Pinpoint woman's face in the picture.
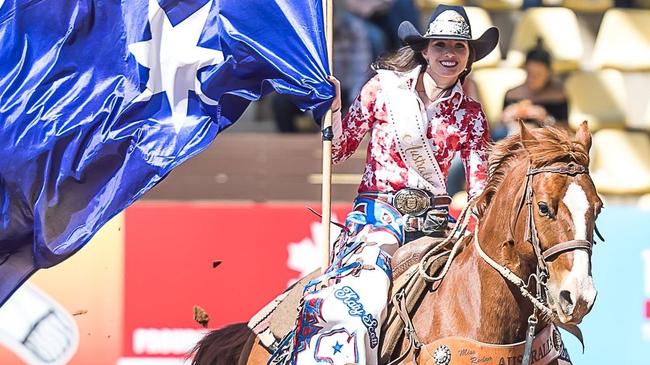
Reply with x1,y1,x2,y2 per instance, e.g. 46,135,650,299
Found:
421,39,470,86
525,60,551,92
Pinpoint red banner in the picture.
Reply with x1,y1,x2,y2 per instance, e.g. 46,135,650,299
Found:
122,201,351,359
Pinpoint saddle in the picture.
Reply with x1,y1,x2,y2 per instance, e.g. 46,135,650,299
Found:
247,235,459,360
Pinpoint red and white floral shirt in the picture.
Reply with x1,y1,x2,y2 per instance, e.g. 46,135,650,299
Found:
332,67,490,199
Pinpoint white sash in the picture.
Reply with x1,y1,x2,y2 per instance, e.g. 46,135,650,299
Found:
378,69,448,196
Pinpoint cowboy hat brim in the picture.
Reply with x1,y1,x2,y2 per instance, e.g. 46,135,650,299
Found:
398,21,499,62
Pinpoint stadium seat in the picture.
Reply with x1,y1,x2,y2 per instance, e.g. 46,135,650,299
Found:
472,67,526,126
562,0,613,13
591,9,650,71
415,0,465,8
565,70,627,131
620,72,650,131
643,101,650,132
473,0,523,11
590,129,650,195
506,7,584,73
465,6,502,69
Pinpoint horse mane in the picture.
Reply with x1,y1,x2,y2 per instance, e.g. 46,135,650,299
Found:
189,322,253,365
476,127,589,216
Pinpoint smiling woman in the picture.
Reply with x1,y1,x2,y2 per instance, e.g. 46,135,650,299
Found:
264,4,501,365
415,39,470,108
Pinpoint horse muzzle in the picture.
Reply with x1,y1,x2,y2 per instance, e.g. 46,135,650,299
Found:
554,276,597,324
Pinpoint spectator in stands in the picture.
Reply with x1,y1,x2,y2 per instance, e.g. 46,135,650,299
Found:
493,39,568,140
344,0,421,52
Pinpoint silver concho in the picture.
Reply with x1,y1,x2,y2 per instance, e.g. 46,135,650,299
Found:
393,188,430,216
433,345,452,365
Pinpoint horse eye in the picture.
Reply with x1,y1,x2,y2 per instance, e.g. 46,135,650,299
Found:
538,202,550,216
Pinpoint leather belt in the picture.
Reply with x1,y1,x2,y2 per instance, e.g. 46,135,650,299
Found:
359,189,452,235
359,189,451,217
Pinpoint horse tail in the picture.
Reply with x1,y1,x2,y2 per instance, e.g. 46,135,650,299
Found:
189,323,254,365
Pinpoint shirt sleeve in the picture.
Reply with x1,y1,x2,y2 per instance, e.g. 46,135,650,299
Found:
460,108,490,200
331,75,380,164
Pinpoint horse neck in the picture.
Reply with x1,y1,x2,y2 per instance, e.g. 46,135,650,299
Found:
413,161,540,345
470,160,542,341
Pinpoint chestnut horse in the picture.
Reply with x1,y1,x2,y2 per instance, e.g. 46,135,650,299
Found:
191,122,602,365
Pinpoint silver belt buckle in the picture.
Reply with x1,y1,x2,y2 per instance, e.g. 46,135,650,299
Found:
393,188,430,216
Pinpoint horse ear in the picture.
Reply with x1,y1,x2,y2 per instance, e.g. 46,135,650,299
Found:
518,120,538,151
575,120,592,152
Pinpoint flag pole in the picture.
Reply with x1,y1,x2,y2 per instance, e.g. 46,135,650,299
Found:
320,0,334,273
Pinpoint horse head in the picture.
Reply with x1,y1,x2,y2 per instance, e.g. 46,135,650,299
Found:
477,121,602,326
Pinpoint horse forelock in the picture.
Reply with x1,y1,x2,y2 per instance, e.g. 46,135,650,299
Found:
476,127,589,216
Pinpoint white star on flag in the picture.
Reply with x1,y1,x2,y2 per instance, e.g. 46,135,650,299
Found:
128,0,223,132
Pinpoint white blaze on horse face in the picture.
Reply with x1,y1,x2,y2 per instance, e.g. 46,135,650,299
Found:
560,182,597,312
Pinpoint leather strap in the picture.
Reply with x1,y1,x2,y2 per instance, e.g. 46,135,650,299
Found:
358,191,452,209
527,163,588,176
417,325,568,365
542,240,592,261
386,289,422,365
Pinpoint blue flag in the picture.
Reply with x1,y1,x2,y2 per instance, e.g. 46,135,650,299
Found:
0,0,333,306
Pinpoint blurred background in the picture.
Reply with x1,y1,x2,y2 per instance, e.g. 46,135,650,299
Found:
0,1,649,364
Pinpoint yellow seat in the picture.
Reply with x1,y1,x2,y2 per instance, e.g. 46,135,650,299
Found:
474,0,523,10
506,7,584,73
591,9,650,71
562,0,613,13
565,70,627,131
416,0,464,9
590,130,650,195
472,67,526,126
465,6,502,69
619,72,650,131
643,100,650,132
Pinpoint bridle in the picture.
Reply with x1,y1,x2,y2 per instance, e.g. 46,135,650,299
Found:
474,161,596,364
521,163,593,282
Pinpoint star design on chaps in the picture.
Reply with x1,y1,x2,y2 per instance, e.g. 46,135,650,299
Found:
128,0,222,132
332,341,343,354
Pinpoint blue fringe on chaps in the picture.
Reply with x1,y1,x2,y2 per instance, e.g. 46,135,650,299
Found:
288,197,404,364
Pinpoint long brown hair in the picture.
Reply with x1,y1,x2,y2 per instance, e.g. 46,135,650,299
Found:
372,40,476,84
371,40,429,72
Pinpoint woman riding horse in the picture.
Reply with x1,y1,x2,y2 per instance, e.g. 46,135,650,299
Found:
190,5,602,365
191,121,602,365
274,5,498,364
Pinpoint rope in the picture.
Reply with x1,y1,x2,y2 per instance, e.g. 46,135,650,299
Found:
418,196,478,282
473,223,558,322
